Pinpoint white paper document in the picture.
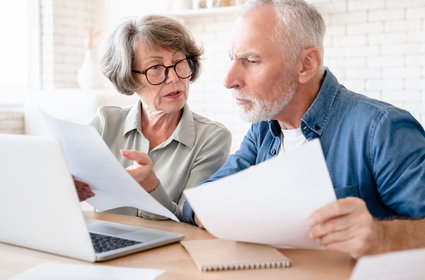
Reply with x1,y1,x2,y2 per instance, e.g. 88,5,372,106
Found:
9,262,164,280
41,109,178,221
184,139,336,249
350,248,425,280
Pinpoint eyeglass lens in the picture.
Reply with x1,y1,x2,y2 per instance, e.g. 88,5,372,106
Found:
146,59,192,85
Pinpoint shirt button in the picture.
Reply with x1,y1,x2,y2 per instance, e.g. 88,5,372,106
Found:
270,149,277,155
315,125,321,130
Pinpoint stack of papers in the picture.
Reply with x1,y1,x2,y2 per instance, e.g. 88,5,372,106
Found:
350,248,425,280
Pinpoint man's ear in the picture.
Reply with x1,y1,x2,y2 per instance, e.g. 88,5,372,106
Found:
297,48,321,84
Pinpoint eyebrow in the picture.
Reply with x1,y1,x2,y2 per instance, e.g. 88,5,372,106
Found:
143,51,181,63
142,56,162,63
230,52,261,60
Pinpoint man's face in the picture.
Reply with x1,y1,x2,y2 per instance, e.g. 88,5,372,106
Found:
224,4,297,122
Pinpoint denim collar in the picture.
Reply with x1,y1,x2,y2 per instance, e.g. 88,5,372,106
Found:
301,68,339,138
268,120,281,138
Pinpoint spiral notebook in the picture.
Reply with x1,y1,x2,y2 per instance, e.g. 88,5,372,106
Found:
181,239,291,271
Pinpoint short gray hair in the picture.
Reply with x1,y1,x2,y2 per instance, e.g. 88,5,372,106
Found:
101,15,203,95
241,0,325,65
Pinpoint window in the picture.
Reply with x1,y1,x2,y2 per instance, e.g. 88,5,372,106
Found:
0,0,40,102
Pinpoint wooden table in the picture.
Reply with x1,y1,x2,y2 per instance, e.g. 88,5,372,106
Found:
0,212,355,280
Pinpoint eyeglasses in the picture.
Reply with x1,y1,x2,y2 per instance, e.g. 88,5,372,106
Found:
132,57,194,86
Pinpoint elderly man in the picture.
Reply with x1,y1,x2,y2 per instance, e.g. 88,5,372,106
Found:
182,0,425,259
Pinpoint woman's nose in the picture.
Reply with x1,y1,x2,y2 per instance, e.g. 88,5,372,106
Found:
165,67,179,84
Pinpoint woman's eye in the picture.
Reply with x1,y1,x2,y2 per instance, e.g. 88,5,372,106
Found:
149,65,163,70
147,65,164,75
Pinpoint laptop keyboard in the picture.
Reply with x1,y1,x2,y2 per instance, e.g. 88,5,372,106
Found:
90,232,142,253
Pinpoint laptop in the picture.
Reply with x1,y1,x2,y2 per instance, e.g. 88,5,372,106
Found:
0,134,184,262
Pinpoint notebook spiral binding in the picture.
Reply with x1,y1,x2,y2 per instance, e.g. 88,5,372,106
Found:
203,260,292,271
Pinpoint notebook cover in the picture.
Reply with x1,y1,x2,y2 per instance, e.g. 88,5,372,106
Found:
181,239,291,271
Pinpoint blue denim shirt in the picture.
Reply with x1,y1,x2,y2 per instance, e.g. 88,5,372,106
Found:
182,69,425,224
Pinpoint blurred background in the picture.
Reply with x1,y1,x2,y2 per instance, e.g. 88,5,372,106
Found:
0,0,424,151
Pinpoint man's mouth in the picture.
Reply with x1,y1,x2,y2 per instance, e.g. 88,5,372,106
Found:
232,90,254,106
235,97,253,106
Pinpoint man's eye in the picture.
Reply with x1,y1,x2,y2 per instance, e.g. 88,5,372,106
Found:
244,58,257,64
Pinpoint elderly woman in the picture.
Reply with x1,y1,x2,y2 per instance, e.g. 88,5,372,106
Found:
76,15,231,221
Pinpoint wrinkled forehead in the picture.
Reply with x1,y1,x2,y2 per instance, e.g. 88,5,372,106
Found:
229,6,279,57
133,40,184,60
134,39,175,55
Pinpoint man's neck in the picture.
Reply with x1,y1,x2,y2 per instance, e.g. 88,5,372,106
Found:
276,72,323,130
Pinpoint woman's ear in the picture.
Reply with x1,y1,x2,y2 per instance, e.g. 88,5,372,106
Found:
297,48,321,84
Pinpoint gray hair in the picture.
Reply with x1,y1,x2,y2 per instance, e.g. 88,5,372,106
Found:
101,15,203,95
241,0,325,65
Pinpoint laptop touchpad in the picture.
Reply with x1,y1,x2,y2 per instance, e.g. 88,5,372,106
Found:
89,223,135,235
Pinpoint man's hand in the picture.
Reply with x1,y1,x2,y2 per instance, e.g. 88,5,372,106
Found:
74,178,95,201
120,149,160,192
307,197,385,259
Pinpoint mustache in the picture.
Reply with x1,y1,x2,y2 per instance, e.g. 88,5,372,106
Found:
231,90,256,103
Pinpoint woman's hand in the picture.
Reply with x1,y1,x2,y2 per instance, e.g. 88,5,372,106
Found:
120,149,160,192
73,178,95,201
194,214,205,229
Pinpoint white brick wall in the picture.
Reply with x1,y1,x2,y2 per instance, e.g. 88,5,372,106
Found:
314,0,425,130
41,0,425,150
0,110,25,134
40,0,94,89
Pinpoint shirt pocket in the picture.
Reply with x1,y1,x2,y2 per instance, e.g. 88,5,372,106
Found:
333,185,359,199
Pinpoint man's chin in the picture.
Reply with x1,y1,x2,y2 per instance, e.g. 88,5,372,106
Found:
239,109,266,123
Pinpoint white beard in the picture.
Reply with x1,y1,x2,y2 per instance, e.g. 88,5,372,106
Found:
232,79,296,123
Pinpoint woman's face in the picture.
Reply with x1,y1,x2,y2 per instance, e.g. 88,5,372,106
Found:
132,42,191,114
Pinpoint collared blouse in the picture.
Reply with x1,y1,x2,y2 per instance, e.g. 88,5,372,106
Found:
90,101,231,220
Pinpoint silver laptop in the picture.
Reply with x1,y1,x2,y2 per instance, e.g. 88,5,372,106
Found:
0,134,184,262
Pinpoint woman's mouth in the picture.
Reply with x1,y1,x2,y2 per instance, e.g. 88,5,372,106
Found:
164,90,182,99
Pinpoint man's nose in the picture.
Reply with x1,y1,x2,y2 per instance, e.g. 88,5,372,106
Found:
223,61,241,89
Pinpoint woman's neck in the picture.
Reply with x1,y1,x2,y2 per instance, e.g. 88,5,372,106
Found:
140,105,183,150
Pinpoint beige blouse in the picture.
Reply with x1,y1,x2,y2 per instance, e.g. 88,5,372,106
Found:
90,101,231,220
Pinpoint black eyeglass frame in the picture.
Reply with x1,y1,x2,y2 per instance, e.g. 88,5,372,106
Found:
131,57,194,86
